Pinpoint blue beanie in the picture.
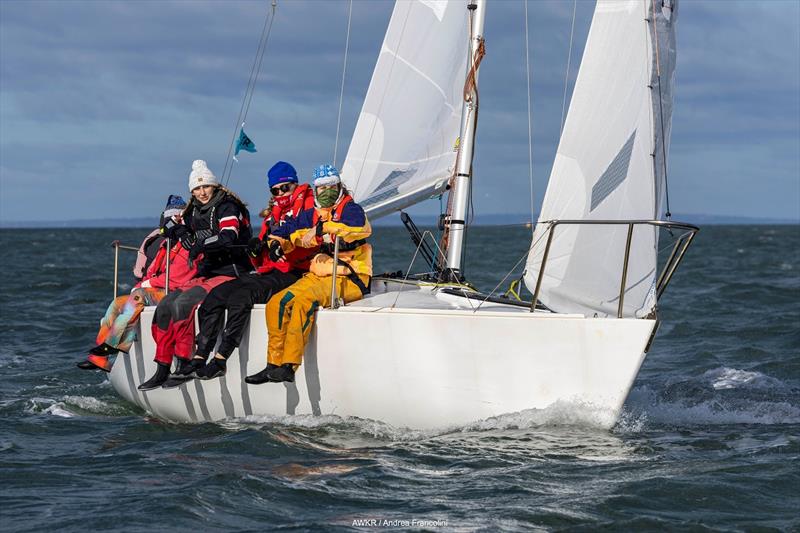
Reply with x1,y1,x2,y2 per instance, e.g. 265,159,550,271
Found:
267,161,298,188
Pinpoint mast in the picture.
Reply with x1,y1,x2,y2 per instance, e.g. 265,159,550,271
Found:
444,0,486,277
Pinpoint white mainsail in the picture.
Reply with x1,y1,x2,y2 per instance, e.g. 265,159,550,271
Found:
524,0,679,318
341,0,469,219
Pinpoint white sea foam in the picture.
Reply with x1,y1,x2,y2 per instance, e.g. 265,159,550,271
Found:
463,401,617,432
230,413,431,442
26,397,73,417
228,400,620,443
235,413,347,429
24,395,120,418
705,367,768,390
44,403,75,418
63,395,111,413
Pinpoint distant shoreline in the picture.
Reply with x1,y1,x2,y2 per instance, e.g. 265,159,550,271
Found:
1,213,797,229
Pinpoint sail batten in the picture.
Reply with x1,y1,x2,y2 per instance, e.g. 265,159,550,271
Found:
341,1,469,219
524,0,679,318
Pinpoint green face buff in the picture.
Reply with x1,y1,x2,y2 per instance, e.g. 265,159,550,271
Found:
316,188,339,208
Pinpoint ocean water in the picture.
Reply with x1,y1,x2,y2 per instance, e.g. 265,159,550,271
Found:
0,225,798,531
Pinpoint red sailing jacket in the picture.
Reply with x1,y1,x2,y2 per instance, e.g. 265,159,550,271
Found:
140,240,198,290
253,183,317,273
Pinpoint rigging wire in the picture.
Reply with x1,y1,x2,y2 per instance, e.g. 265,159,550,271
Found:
222,0,278,186
559,0,577,138
473,227,551,313
650,0,672,219
524,0,534,234
333,0,353,167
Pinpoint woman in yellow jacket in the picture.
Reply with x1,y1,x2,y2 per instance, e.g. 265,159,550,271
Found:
245,164,372,384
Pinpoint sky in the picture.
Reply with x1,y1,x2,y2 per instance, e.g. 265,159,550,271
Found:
1,0,798,224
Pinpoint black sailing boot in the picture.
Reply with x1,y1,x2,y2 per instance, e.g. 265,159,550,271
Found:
138,363,171,391
76,343,120,371
266,363,296,383
161,357,206,389
244,364,279,385
198,356,227,380
89,343,120,357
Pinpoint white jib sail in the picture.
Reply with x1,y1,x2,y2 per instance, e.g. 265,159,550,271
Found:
341,0,469,219
524,0,679,318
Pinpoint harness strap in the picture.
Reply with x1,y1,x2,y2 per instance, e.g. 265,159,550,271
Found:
319,239,366,254
319,251,370,296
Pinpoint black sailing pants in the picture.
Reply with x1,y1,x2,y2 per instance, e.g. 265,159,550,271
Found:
195,270,301,359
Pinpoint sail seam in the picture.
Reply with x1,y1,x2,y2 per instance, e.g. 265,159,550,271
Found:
347,153,455,166
379,46,457,114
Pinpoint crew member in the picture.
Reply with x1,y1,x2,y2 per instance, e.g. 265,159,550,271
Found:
245,164,372,384
189,161,316,381
138,160,252,390
76,195,194,372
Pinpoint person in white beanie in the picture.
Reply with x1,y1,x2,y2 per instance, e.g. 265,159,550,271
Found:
187,159,220,191
138,159,253,390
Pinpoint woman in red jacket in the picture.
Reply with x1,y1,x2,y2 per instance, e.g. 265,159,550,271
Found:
76,195,197,371
178,161,317,383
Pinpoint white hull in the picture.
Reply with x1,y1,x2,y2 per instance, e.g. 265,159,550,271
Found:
109,282,656,430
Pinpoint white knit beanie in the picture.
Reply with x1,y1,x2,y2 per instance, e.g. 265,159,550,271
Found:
188,160,219,191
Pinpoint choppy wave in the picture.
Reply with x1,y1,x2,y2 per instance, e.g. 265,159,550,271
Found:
22,394,133,418
1,225,798,530
624,366,800,426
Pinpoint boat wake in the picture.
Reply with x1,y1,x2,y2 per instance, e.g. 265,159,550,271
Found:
623,366,800,427
218,399,623,444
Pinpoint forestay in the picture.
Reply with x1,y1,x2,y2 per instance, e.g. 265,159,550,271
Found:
341,0,469,219
524,0,678,318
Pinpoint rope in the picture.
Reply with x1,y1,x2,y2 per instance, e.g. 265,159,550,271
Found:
524,0,534,234
559,0,577,138
462,41,485,104
649,0,672,219
461,35,484,270
222,0,278,186
333,0,353,167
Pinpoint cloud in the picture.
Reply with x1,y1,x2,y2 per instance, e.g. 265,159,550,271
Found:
1,0,798,222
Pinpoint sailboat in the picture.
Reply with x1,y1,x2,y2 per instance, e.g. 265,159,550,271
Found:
108,0,698,429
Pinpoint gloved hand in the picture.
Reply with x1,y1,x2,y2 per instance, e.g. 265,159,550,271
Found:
178,232,195,251
188,239,205,263
315,218,325,237
247,237,264,258
266,239,285,262
161,218,188,240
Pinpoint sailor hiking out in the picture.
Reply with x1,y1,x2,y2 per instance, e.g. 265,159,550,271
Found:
138,160,252,391
246,164,372,385
186,161,317,382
